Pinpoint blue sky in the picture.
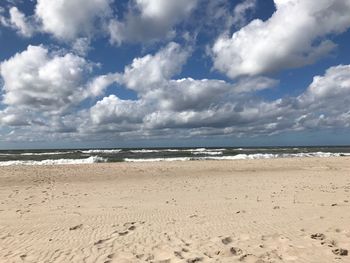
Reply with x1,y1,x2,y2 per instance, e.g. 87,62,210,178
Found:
0,0,350,149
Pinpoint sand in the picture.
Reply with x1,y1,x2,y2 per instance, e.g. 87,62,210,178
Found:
1,157,350,263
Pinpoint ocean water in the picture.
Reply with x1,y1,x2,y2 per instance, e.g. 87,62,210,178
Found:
0,146,350,166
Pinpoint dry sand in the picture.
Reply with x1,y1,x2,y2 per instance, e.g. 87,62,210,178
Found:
1,157,350,263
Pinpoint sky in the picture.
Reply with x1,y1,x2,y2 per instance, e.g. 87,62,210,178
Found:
0,0,350,149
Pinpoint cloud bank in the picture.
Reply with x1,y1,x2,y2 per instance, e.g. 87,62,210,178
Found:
1,41,350,142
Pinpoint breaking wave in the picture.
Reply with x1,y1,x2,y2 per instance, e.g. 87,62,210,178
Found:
123,152,350,162
81,149,122,154
129,149,162,153
1,148,350,166
20,151,75,156
192,151,223,155
0,156,107,166
124,157,192,162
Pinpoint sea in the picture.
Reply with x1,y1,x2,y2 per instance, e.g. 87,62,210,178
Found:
0,146,350,166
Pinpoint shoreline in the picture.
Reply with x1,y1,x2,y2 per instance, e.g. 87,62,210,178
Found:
1,154,350,167
1,157,350,262
1,147,350,167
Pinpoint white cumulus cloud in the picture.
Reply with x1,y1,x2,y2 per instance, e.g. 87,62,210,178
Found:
2,40,350,143
86,42,279,135
9,6,35,37
0,45,93,114
35,0,112,40
121,42,190,92
108,0,198,44
231,0,257,28
90,95,144,125
86,42,350,139
211,0,350,78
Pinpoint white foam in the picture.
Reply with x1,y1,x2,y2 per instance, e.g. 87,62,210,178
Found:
123,152,350,162
0,156,107,166
288,152,350,158
20,151,74,156
128,148,227,153
124,157,192,162
200,152,350,160
192,151,223,155
1,151,349,165
184,148,207,152
166,148,226,152
129,149,161,153
81,149,122,154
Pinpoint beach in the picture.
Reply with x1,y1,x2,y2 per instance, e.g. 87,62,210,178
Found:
1,157,350,263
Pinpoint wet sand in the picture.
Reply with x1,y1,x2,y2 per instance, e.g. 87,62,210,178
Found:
1,157,350,262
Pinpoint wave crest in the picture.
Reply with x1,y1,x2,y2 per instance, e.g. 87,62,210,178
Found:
0,156,107,166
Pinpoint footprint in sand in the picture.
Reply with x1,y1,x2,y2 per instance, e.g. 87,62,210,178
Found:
107,253,114,259
230,247,243,256
69,224,83,231
221,237,232,245
94,238,110,246
113,221,142,236
320,239,337,247
310,233,325,240
332,248,348,256
174,251,184,259
186,257,204,262
128,225,136,231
